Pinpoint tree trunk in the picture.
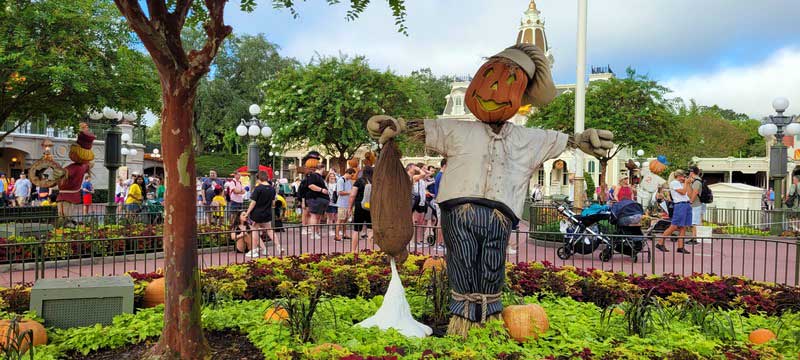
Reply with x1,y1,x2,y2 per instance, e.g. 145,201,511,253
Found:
147,80,208,359
598,158,609,203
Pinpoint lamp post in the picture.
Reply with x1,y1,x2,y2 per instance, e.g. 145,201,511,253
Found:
758,97,799,234
91,108,123,218
236,104,272,189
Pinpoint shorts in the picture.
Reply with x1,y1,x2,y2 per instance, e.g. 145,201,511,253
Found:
672,202,692,227
126,204,141,213
352,205,372,231
691,205,704,225
16,197,28,206
115,196,124,204
306,197,329,215
82,194,92,205
412,196,427,213
337,208,350,222
326,205,338,214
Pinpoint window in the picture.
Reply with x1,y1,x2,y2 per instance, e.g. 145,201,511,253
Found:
588,161,595,173
537,169,545,186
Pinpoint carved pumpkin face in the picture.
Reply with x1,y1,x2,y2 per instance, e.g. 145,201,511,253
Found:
466,59,529,123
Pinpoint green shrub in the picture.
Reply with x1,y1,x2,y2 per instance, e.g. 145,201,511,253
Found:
196,153,245,177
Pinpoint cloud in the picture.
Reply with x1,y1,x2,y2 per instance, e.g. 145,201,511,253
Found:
665,47,800,119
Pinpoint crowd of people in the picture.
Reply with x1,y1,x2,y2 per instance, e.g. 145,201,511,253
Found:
0,172,58,208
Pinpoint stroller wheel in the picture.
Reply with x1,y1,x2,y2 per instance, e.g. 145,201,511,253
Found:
557,246,571,260
599,248,612,262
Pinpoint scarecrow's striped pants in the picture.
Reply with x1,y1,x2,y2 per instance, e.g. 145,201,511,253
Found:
441,203,511,322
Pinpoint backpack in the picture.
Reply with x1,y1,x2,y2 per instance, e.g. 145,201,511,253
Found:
296,178,309,200
331,179,341,204
360,181,372,211
695,179,713,204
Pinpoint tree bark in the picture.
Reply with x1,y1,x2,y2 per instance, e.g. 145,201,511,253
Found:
147,81,208,360
598,158,609,203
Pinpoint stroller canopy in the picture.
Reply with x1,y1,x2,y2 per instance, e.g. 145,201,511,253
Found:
611,200,644,226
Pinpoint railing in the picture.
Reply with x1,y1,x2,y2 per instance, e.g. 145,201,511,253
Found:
1,119,146,144
528,203,797,236
0,223,796,287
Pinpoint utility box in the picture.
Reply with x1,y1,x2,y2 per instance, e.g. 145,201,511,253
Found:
30,276,134,329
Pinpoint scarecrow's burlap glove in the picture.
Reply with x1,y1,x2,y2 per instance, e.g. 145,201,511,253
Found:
367,115,406,145
571,129,614,158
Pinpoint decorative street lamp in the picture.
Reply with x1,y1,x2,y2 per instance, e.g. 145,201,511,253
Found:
758,97,799,234
236,104,272,189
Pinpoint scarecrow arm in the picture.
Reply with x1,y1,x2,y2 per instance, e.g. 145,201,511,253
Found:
367,115,425,145
567,129,615,158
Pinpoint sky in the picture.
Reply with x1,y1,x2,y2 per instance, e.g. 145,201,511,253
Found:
217,0,800,119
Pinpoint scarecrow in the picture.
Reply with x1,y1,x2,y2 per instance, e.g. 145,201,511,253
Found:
367,43,615,337
30,123,95,220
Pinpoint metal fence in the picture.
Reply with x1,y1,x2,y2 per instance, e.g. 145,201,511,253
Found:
0,223,796,287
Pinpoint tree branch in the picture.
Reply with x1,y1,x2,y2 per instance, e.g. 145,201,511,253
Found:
184,0,232,85
171,0,193,32
113,0,175,72
0,119,29,144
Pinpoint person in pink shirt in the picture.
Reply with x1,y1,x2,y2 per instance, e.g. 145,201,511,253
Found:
225,173,246,212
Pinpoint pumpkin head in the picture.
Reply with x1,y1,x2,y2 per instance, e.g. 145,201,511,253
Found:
649,160,666,175
264,306,289,323
143,277,165,308
466,59,529,123
0,319,47,353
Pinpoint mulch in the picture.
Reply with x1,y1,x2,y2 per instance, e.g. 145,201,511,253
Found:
68,330,264,360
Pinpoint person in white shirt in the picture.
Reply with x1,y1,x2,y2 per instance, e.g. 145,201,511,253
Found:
656,170,692,254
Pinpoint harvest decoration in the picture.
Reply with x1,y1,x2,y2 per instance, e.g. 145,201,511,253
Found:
263,306,289,323
0,317,47,353
142,277,165,308
501,303,549,342
366,43,614,338
748,328,776,345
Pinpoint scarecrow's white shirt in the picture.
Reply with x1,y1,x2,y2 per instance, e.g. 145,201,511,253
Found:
426,119,567,218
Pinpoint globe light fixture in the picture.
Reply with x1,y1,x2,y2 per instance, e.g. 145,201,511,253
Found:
120,147,130,156
773,97,789,113
89,111,103,121
758,123,778,137
636,149,644,157
249,104,261,116
236,124,248,137
785,123,800,136
121,133,131,143
248,124,260,137
238,103,273,188
102,107,117,119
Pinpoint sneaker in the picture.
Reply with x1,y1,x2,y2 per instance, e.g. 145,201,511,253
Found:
655,244,669,252
434,245,446,252
311,233,320,240
676,247,691,255
685,239,699,246
506,248,517,255
244,249,260,258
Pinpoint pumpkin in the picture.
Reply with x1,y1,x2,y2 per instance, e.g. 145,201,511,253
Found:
612,308,625,316
264,307,289,323
748,328,776,345
502,304,549,342
465,58,529,123
649,160,666,175
142,277,165,308
310,343,344,355
422,257,445,272
0,319,47,352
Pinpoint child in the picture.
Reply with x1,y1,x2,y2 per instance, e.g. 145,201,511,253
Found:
274,194,287,233
211,187,227,225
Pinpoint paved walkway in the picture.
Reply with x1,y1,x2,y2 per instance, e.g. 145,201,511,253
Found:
1,223,797,286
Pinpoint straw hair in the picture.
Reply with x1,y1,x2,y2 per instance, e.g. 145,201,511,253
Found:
69,144,95,163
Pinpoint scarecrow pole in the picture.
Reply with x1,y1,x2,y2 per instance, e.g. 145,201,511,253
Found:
573,0,588,209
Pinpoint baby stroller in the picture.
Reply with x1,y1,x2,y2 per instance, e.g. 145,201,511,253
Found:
556,202,612,260
599,200,649,263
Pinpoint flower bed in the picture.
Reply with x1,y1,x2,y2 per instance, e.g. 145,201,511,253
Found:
0,253,797,359
0,223,228,262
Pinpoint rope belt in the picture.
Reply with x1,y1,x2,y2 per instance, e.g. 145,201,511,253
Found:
451,290,502,323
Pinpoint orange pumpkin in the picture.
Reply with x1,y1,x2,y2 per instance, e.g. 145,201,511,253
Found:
142,277,165,308
748,328,776,345
649,160,666,175
264,307,289,323
502,304,549,342
0,319,47,352
612,308,625,316
422,257,445,272
310,343,344,355
465,59,529,123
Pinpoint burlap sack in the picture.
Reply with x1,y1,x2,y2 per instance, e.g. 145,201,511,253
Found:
372,139,413,262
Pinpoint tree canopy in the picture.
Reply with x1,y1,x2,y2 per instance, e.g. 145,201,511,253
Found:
192,33,297,153
0,0,159,139
261,55,436,162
